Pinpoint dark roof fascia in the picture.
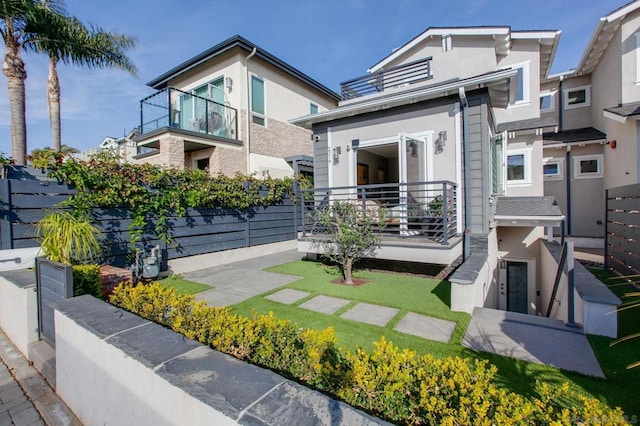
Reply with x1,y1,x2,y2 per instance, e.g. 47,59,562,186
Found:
542,127,606,144
147,35,340,101
604,101,640,118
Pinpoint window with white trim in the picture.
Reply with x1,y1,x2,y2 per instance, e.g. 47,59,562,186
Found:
564,85,591,109
251,75,266,126
542,157,563,180
573,154,603,179
442,34,452,52
508,62,530,106
506,148,531,185
540,91,555,112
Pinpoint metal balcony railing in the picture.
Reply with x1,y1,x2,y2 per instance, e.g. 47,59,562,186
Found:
140,87,238,140
340,57,433,101
298,181,457,244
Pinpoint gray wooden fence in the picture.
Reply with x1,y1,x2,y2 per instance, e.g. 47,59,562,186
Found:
0,174,299,269
605,183,640,276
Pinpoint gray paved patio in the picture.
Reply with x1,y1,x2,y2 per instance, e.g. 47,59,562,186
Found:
0,358,43,426
298,295,352,315
463,307,604,377
190,250,303,307
340,303,399,327
394,312,457,343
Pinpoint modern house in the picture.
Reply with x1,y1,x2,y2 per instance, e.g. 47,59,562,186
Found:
541,0,640,241
82,128,140,163
134,35,339,178
289,25,622,330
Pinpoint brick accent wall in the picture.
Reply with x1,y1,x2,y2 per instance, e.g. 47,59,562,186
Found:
250,114,312,158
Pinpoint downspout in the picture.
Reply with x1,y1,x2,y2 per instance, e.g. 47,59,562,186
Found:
559,76,572,235
459,87,471,260
245,47,257,175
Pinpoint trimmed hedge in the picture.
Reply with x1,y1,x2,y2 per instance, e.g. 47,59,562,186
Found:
72,265,102,299
110,282,627,425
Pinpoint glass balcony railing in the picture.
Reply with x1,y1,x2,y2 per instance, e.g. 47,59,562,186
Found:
140,88,238,140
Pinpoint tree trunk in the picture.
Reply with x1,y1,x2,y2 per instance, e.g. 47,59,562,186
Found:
48,57,61,152
2,24,27,165
343,257,353,285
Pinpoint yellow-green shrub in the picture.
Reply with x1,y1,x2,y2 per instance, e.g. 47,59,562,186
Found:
109,282,627,425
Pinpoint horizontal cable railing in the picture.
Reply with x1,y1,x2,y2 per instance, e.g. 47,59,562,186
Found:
140,87,238,140
298,181,457,244
340,57,433,100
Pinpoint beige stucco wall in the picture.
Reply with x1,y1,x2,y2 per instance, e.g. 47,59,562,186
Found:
497,226,544,315
603,119,639,188
543,144,605,237
591,28,621,133
561,75,593,130
505,134,544,197
620,8,640,104
327,101,458,187
383,36,498,88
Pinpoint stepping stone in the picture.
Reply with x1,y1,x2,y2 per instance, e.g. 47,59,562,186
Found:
265,289,310,305
298,295,351,315
340,303,399,327
394,313,456,343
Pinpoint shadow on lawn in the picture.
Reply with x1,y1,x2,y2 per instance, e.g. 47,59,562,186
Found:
431,280,451,308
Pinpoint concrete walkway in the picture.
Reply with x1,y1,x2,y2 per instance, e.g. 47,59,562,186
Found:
463,307,604,377
188,250,304,307
0,330,81,426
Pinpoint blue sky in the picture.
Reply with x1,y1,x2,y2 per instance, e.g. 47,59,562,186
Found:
0,0,621,154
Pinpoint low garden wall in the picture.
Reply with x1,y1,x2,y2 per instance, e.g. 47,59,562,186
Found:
54,295,384,426
541,241,620,338
450,253,494,314
0,270,38,356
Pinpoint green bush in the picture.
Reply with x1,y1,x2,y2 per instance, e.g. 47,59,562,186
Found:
110,282,627,425
72,265,102,299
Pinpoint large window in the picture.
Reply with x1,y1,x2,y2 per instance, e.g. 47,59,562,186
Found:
564,85,591,109
506,148,531,185
573,154,602,179
251,75,265,126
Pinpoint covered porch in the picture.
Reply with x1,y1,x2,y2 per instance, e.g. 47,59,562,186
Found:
297,181,462,264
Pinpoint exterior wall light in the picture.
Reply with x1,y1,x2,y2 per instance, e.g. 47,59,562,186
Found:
436,130,447,153
332,147,341,163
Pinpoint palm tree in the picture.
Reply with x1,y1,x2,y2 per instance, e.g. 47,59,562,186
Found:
0,0,63,165
27,13,137,151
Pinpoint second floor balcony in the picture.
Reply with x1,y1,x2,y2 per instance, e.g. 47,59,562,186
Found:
140,88,238,141
340,57,433,101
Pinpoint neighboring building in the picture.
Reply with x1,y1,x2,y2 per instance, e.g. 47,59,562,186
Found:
541,0,640,240
82,128,140,163
134,35,340,178
292,26,567,318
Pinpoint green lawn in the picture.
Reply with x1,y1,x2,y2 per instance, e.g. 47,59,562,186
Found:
158,275,211,295
230,259,640,415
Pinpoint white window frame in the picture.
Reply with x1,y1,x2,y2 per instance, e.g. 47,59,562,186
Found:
506,61,531,108
442,34,453,52
563,85,591,109
573,154,603,179
636,32,640,84
539,90,556,112
506,148,532,186
250,73,267,127
542,157,563,181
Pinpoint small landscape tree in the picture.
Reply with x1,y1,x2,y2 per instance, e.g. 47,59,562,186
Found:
316,201,383,284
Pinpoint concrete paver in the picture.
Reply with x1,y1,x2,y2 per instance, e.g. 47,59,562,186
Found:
463,307,604,377
0,330,81,426
394,312,457,343
299,295,351,315
340,303,399,327
265,289,311,305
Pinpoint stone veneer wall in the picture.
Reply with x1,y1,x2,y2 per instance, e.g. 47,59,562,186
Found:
54,295,387,425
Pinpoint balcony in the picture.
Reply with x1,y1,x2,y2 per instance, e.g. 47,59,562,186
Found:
297,181,461,264
340,57,433,101
139,87,238,141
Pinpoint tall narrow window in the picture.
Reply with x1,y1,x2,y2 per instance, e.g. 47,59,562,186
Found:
507,62,530,106
491,136,504,194
251,75,265,126
310,103,318,114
